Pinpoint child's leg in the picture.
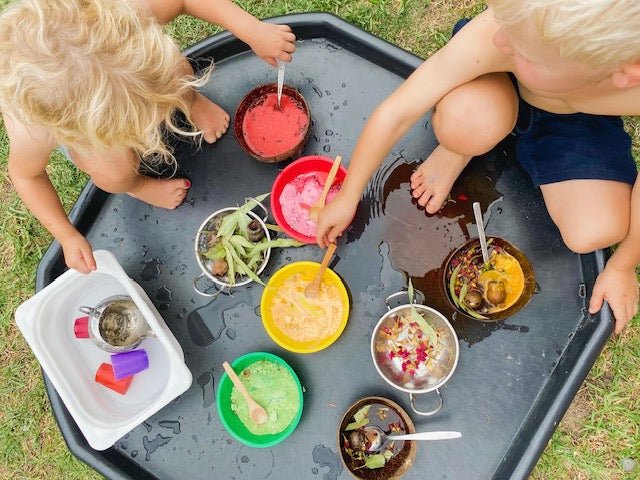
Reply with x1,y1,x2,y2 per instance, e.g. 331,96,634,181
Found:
410,72,518,213
73,150,190,209
541,179,633,253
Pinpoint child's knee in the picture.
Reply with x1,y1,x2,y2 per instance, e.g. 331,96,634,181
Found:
559,218,628,254
433,73,517,155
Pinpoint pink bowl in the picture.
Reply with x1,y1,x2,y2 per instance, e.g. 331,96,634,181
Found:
271,155,348,243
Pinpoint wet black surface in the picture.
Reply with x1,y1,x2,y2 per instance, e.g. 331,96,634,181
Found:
36,13,612,480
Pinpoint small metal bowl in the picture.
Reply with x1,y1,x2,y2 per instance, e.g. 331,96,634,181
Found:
371,291,459,417
234,83,311,163
193,202,271,297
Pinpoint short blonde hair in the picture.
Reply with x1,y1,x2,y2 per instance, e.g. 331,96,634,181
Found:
0,0,210,166
490,0,640,68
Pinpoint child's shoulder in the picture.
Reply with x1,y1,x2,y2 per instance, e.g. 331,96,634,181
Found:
3,112,56,160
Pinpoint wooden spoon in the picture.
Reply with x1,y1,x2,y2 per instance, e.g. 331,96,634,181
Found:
304,242,337,299
308,155,342,222
222,361,268,425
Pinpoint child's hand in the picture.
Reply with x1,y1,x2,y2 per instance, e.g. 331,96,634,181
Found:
589,263,639,334
246,22,296,67
315,192,357,248
61,234,97,274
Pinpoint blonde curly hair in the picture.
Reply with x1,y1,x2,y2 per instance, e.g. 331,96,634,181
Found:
0,0,210,167
489,0,640,68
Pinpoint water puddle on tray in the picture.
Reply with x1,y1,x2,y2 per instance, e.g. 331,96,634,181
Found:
353,150,529,345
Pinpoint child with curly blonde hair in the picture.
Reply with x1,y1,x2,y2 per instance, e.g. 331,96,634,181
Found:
316,0,640,333
0,0,295,273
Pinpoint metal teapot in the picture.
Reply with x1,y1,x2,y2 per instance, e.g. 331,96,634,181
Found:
79,295,154,353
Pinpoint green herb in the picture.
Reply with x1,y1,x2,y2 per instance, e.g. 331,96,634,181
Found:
345,405,371,431
203,194,303,286
364,454,386,469
408,279,439,350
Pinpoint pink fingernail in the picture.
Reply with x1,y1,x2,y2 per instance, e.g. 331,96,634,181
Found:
185,180,191,188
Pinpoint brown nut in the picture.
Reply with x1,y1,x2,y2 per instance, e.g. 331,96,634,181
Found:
485,280,507,306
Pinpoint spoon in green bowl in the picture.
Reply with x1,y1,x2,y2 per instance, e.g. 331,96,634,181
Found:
222,361,268,425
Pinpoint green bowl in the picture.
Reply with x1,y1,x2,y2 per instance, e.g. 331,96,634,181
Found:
216,352,304,448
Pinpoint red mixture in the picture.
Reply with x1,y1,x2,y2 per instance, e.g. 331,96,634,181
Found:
242,93,309,157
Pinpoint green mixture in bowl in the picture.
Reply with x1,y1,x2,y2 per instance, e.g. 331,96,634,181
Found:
230,360,300,435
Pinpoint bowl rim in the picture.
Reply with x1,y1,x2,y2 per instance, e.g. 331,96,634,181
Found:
337,396,417,480
233,83,311,163
441,235,536,321
215,351,304,448
270,155,349,244
260,261,350,353
370,303,460,394
194,207,272,288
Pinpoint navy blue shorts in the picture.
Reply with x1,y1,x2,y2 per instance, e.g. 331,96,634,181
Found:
451,19,637,187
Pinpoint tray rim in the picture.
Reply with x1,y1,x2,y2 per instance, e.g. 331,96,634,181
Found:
34,12,614,480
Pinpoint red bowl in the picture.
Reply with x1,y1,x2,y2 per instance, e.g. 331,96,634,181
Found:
271,155,348,243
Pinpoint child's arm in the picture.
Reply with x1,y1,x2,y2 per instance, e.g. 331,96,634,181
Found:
589,178,640,333
316,9,508,246
143,0,296,65
4,114,96,274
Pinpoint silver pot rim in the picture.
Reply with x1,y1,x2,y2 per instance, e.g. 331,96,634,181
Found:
194,207,272,288
370,302,460,394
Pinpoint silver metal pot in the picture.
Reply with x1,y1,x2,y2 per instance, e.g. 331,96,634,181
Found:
193,200,271,297
79,295,154,353
370,290,459,416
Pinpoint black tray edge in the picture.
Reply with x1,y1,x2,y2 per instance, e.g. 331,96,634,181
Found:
32,12,615,480
493,249,613,479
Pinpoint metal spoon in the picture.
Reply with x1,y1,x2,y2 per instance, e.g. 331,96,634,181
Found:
276,60,285,110
472,201,489,264
222,361,268,425
363,425,461,452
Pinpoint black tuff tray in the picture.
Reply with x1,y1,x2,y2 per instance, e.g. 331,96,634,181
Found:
36,13,613,480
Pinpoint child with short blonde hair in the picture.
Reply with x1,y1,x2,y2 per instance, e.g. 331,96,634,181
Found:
0,0,296,273
316,0,640,333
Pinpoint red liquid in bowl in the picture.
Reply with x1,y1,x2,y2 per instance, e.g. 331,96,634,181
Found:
242,93,309,157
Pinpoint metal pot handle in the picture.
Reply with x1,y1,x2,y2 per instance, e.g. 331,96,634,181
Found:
78,306,100,317
384,289,426,310
192,273,225,298
244,197,269,223
409,388,444,417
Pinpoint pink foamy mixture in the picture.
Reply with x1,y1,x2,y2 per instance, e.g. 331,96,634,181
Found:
279,172,341,237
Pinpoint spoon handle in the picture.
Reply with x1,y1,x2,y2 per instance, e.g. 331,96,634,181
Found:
319,155,342,206
387,431,462,441
222,362,256,406
472,202,490,264
276,60,285,108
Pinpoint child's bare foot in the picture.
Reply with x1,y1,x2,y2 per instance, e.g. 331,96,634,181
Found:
409,145,472,214
129,177,191,209
191,92,230,143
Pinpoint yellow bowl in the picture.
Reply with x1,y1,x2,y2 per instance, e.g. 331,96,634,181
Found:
261,261,349,353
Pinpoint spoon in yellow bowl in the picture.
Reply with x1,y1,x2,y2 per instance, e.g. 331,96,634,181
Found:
304,242,337,299
222,361,268,425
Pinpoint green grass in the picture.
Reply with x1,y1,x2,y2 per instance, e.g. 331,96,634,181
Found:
1,1,639,479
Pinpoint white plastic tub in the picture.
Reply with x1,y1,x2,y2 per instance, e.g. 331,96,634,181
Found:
16,250,192,450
